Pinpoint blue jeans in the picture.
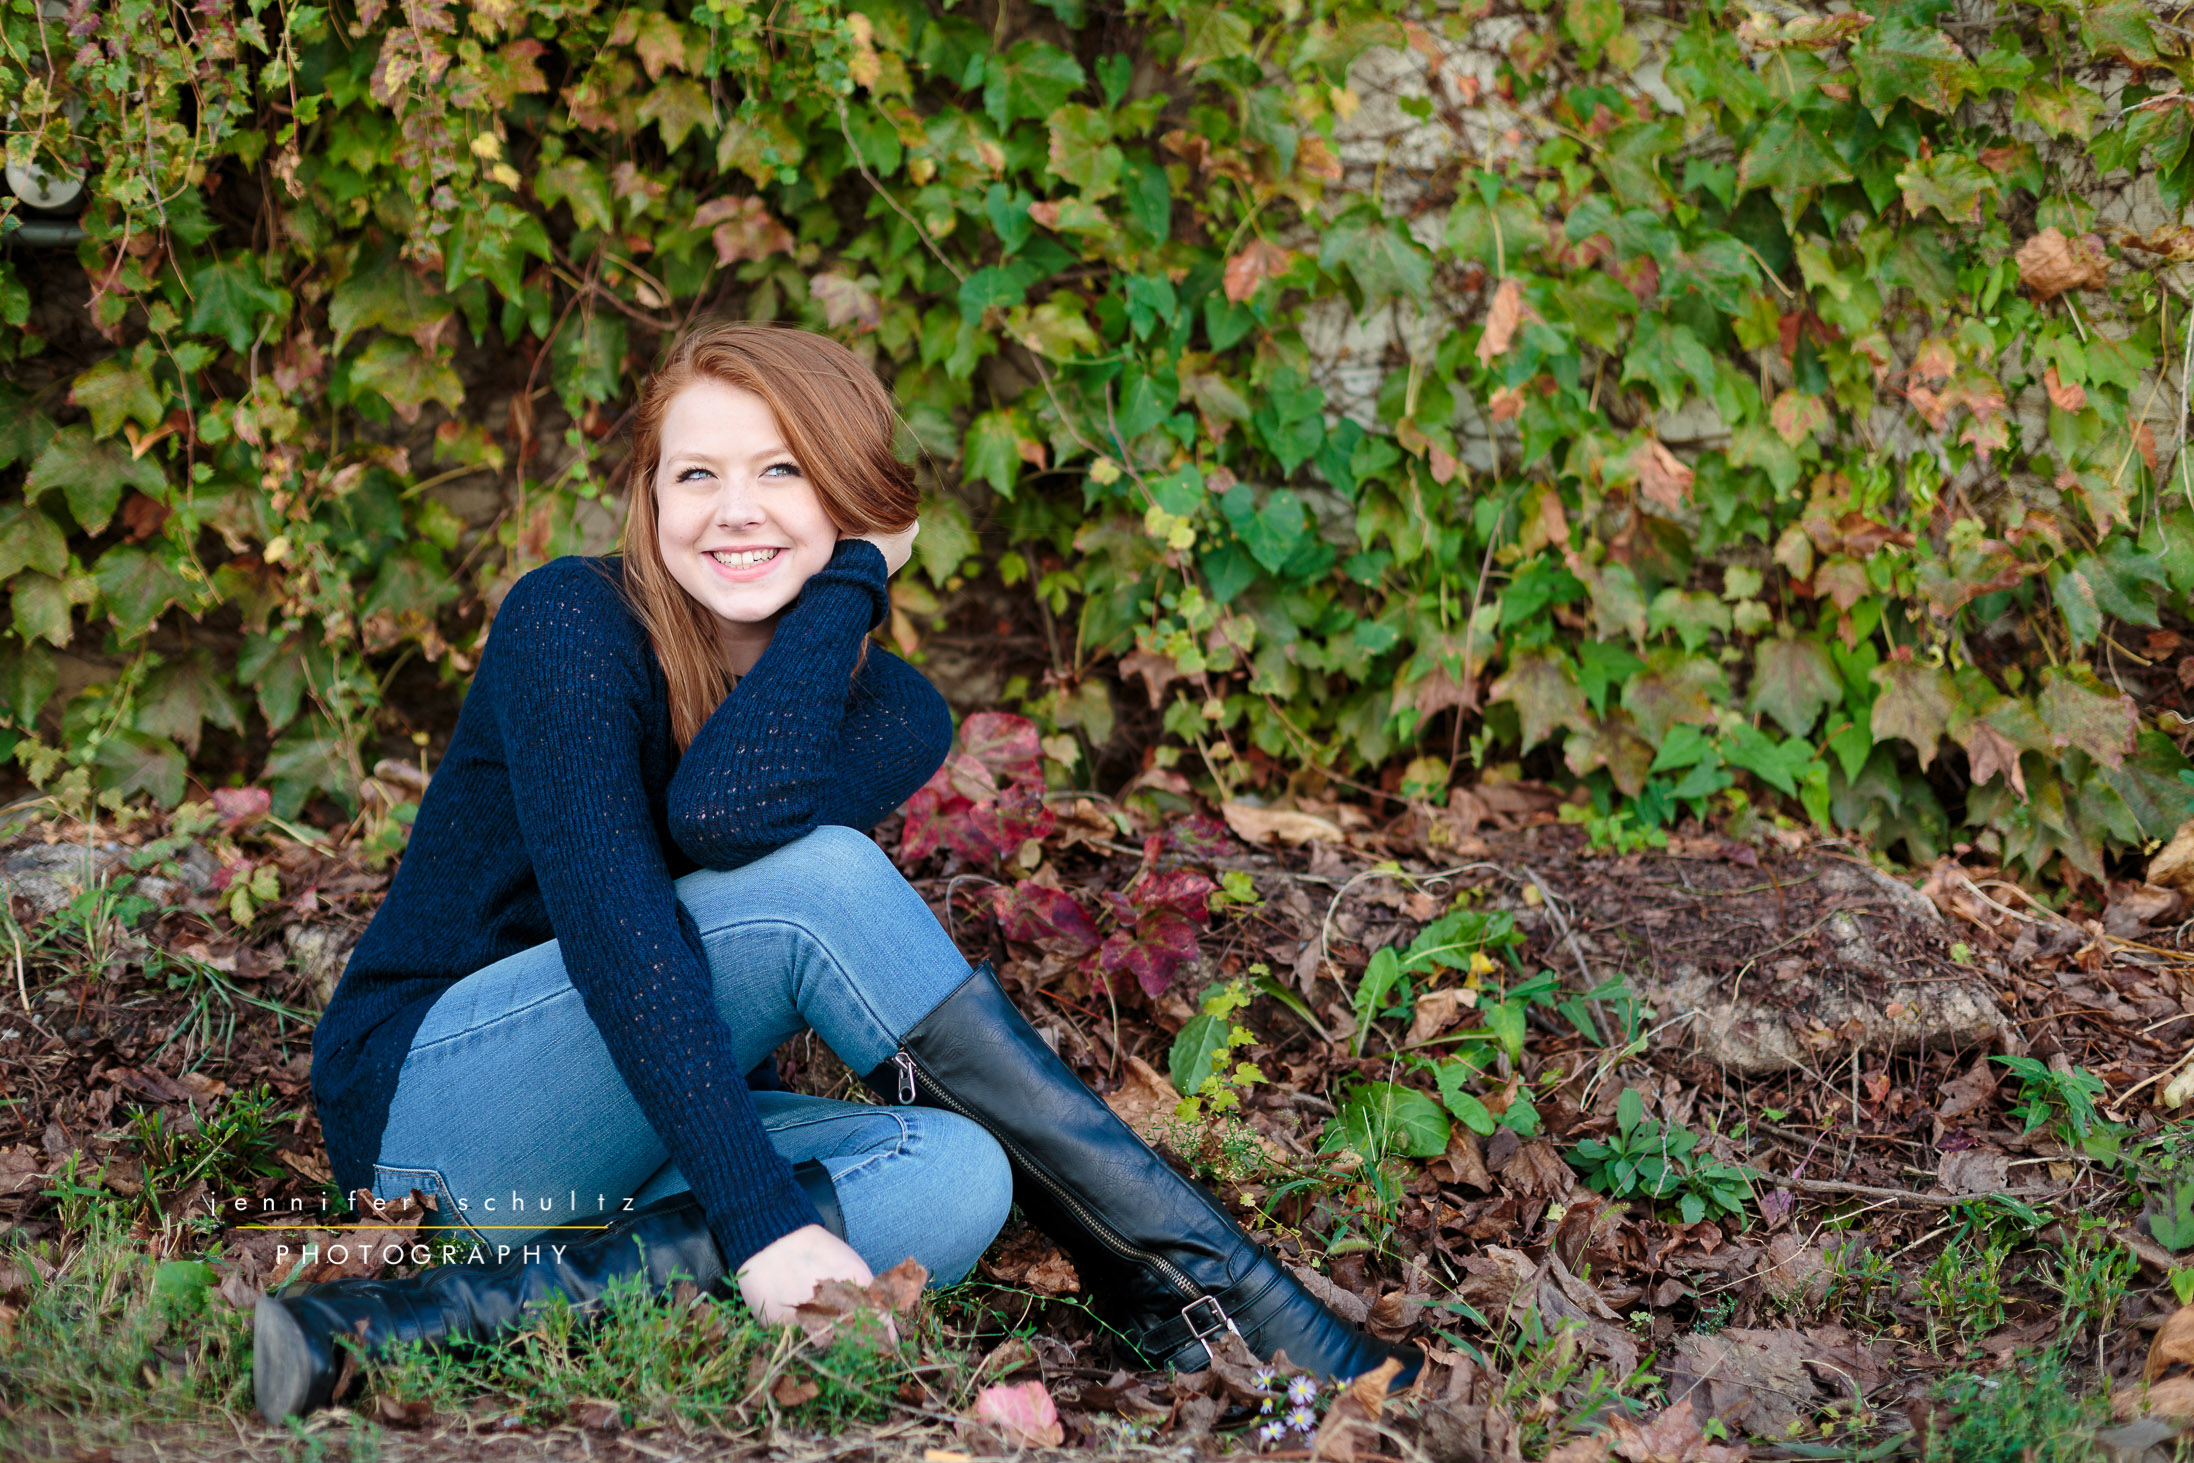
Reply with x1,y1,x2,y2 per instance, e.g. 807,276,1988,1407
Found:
368,826,1013,1284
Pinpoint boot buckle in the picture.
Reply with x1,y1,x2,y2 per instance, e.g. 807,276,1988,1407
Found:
1179,1295,1239,1362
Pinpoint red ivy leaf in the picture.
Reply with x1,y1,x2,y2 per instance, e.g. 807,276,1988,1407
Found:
1127,868,1216,924
898,772,971,863
960,712,1044,787
991,882,1102,953
1160,812,1237,862
1095,909,1204,997
969,784,1056,858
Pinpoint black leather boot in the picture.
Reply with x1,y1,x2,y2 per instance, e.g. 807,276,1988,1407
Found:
253,1159,845,1421
868,963,1419,1387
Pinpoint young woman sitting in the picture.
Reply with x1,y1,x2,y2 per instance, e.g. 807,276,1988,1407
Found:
257,323,1416,1421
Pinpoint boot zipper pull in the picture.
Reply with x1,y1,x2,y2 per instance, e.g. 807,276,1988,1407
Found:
892,1052,917,1105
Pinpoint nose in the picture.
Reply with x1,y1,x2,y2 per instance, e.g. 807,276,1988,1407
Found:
709,472,767,529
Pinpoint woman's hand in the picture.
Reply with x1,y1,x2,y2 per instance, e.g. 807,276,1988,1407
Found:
736,1223,881,1326
846,520,919,578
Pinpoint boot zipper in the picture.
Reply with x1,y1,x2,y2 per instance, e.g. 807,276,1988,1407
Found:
891,1044,1203,1303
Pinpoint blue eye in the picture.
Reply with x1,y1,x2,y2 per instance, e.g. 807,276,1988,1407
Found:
763,461,802,477
675,466,713,483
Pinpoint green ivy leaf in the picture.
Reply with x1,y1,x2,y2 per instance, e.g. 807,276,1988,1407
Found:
187,256,292,352
95,543,198,639
1046,105,1123,198
1896,152,1996,222
11,571,94,649
69,358,165,439
2081,0,2156,65
550,314,626,414
1747,636,1841,737
1868,659,1955,770
962,408,1041,497
25,426,165,535
984,41,1086,128
1622,650,1725,742
915,495,981,586
1177,3,1255,71
2037,666,2137,770
1491,651,1588,752
348,338,466,423
1737,112,1852,195
136,649,245,756
639,77,715,151
0,502,68,582
1563,0,1623,69
1851,20,1977,116
1319,221,1434,313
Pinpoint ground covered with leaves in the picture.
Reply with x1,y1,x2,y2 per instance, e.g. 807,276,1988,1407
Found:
8,738,2194,1461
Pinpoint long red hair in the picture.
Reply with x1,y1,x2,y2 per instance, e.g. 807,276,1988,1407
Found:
619,323,917,747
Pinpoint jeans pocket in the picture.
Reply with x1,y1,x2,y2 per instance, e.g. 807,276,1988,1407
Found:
371,1163,482,1243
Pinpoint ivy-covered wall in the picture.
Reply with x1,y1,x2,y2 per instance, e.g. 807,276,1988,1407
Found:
4,0,2194,881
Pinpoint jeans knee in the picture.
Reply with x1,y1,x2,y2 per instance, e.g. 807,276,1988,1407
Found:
909,1112,1012,1281
768,825,905,890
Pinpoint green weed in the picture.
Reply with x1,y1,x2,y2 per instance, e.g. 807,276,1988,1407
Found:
1919,1239,2009,1356
0,1209,252,1436
1567,1088,1755,1226
365,1272,934,1434
1993,1057,2122,1156
1921,1350,2110,1463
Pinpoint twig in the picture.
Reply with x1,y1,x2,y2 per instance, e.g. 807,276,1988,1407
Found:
836,102,966,286
1763,1175,2067,1207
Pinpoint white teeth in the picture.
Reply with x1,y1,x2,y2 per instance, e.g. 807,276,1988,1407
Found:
710,548,780,567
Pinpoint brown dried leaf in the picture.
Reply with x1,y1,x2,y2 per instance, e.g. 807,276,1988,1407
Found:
570,1397,623,1431
1607,1397,1748,1461
1956,722,2027,800
2146,1306,2194,1384
1224,240,1296,304
1406,989,1471,1048
1101,1056,1181,1146
791,1256,927,1346
2043,364,2086,412
1476,279,1530,366
2015,227,2109,300
1636,440,1695,512
376,1395,433,1428
296,1189,434,1284
773,1374,821,1407
970,1380,1065,1448
1221,801,1344,847
1311,1355,1405,1462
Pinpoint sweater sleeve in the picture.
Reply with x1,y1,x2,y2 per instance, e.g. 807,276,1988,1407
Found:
667,539,896,870
814,645,954,833
485,564,822,1268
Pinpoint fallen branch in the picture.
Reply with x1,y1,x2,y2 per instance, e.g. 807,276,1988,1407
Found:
1765,1175,2066,1207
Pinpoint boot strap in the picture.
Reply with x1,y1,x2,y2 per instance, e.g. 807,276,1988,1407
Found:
1137,1291,1242,1364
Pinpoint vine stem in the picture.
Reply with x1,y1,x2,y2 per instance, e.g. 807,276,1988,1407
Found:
835,100,966,286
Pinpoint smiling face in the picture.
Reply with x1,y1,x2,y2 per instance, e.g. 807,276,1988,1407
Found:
654,377,841,673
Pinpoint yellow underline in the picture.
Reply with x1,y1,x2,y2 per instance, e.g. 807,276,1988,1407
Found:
235,1224,614,1231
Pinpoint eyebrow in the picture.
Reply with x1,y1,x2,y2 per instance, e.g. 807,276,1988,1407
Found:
658,446,800,468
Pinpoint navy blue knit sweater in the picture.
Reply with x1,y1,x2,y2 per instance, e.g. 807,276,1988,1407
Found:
310,539,953,1267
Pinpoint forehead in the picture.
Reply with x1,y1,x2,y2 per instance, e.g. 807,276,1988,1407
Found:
658,378,786,450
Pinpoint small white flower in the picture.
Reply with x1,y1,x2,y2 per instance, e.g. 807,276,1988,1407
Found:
1259,1422,1287,1447
1253,1367,1279,1391
1288,1375,1319,1406
1288,1404,1318,1433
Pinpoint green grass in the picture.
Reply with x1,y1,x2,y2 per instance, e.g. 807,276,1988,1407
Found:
1921,1351,2112,1463
363,1272,937,1433
0,1209,252,1440
0,1202,979,1447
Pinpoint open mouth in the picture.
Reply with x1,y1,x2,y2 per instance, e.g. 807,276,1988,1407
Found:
708,548,782,568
